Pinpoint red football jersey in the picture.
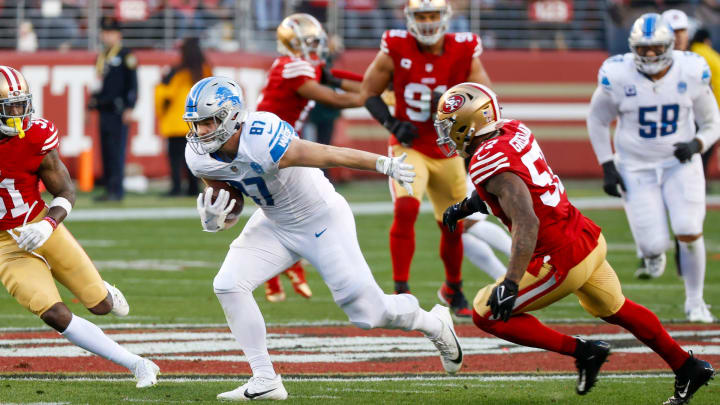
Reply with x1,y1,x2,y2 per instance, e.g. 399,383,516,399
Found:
0,117,58,230
256,56,322,135
468,120,602,276
382,30,481,159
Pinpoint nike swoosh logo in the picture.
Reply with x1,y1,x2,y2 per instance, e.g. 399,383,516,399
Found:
497,295,515,305
677,382,690,398
315,228,327,238
450,328,463,364
244,387,277,399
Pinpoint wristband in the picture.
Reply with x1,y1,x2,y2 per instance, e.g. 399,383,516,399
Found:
43,216,58,230
50,196,72,216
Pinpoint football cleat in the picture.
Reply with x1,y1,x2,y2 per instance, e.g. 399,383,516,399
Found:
265,277,286,303
437,282,473,318
574,339,611,395
132,358,160,389
284,263,312,299
635,254,666,279
394,281,411,294
664,352,714,405
104,281,129,317
427,304,463,374
686,303,716,324
217,375,288,401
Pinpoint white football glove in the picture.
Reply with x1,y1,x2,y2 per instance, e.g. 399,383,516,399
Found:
14,219,55,252
197,187,236,232
376,153,416,196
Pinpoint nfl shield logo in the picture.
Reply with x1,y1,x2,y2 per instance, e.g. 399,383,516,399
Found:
624,85,637,97
231,166,239,173
425,63,433,72
678,81,687,94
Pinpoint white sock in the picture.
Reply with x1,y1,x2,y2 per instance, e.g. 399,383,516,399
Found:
384,293,444,338
679,237,706,310
216,291,276,379
468,221,511,256
61,314,141,370
462,233,507,280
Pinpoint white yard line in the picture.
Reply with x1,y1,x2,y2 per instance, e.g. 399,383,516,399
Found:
0,373,675,383
66,196,720,222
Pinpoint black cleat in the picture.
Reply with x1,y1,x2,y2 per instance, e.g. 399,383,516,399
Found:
394,281,410,295
437,281,473,318
574,339,611,395
664,352,715,405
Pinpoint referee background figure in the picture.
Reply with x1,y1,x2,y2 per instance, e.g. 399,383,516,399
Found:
88,17,137,202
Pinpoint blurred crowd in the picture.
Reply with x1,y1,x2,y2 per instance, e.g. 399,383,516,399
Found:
1,1,720,52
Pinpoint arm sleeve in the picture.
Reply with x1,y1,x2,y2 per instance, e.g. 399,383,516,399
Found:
693,85,720,152
586,86,618,164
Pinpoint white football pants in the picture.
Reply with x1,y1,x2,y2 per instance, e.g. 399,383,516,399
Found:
213,192,442,378
618,156,706,257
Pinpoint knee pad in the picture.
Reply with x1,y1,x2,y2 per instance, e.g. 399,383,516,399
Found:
391,197,420,231
636,235,669,258
213,269,250,294
76,281,107,309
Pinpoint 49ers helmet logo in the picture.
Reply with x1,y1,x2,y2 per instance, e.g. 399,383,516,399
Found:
442,94,465,113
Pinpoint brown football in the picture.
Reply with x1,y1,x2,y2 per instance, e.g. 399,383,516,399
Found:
209,182,244,217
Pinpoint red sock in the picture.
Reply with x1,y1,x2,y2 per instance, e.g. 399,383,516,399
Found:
439,220,464,284
473,310,577,356
285,261,304,277
390,197,420,283
603,299,689,371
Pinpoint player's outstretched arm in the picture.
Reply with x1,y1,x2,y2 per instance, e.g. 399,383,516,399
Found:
279,137,415,194
13,151,76,251
297,79,362,109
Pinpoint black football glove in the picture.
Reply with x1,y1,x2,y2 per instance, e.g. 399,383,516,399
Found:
320,65,343,88
601,161,626,198
443,193,489,232
673,139,702,163
384,117,418,146
486,278,519,322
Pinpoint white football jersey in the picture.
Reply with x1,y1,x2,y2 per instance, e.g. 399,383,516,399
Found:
592,51,713,168
186,111,336,225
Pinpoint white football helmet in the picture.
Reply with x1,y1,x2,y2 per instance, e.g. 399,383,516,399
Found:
628,13,675,75
183,77,248,154
404,0,452,46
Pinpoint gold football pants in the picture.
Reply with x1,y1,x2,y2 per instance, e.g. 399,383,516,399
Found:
0,211,107,316
389,144,467,221
473,234,626,319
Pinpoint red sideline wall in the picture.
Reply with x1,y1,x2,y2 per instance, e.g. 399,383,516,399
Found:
2,50,718,181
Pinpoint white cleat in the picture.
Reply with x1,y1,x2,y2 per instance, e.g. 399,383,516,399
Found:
217,375,288,401
133,358,160,388
104,281,129,317
686,303,716,324
427,304,463,374
635,254,666,279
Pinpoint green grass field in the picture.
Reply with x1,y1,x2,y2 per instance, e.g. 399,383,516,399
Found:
1,180,719,403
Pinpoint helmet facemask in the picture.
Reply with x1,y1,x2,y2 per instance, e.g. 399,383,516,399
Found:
0,95,33,136
628,13,675,75
405,1,452,46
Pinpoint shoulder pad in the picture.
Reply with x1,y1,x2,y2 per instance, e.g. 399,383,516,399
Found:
678,51,711,85
598,54,632,90
381,29,409,54
281,59,316,80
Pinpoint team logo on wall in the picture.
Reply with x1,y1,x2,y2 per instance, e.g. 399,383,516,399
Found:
442,95,465,113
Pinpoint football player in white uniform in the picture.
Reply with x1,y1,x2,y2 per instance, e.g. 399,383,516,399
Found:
587,13,720,323
183,77,463,401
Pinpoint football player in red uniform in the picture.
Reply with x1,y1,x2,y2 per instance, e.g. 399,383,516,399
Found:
360,0,492,317
0,66,159,388
439,83,714,404
257,13,363,302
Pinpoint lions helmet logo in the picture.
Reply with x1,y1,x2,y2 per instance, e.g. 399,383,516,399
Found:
441,95,465,113
215,86,242,107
